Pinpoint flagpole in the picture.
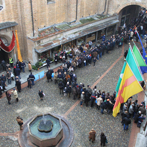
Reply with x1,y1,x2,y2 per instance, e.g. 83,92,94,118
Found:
136,31,145,49
129,42,144,81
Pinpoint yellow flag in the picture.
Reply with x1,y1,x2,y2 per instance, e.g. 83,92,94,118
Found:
15,30,22,62
113,63,143,117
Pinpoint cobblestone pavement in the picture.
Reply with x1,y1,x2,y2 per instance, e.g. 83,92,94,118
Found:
0,42,142,147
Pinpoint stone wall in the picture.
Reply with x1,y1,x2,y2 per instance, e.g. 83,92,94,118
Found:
0,0,147,62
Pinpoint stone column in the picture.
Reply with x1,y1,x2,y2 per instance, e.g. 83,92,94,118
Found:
75,39,78,46
85,35,87,43
95,32,98,42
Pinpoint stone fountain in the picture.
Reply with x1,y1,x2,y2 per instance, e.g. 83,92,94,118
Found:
18,113,74,147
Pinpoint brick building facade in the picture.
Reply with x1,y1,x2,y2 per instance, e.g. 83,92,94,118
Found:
0,0,146,64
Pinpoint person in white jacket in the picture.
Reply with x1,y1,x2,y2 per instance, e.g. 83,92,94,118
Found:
11,88,19,102
96,95,103,110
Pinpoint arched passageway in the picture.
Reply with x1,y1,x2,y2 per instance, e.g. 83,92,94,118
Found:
119,5,141,27
0,37,9,63
117,5,147,33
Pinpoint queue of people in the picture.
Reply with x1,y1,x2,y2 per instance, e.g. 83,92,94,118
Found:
1,9,146,141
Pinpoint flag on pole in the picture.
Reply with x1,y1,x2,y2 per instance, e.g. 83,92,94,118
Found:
15,30,23,62
133,45,146,66
133,44,147,74
115,62,126,93
113,63,143,117
126,48,143,81
136,31,147,64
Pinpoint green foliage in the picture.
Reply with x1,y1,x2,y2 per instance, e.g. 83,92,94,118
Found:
32,65,38,70
66,51,71,54
48,57,53,61
39,62,43,67
42,58,46,62
35,62,40,68
80,18,95,24
35,61,43,68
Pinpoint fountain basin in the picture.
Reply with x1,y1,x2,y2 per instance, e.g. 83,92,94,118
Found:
38,120,53,133
28,114,63,147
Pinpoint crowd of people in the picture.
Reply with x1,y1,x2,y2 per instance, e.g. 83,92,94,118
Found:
0,9,146,144
0,58,35,100
121,98,146,130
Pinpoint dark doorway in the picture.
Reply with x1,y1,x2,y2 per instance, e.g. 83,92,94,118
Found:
119,5,140,27
0,49,8,63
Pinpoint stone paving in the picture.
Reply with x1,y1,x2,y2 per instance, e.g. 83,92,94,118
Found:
0,42,143,147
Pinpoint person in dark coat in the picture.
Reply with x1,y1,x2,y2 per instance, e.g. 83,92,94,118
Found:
72,86,77,100
1,78,6,91
21,61,26,72
124,50,128,59
27,77,32,89
66,84,72,98
101,101,107,114
46,58,50,69
13,64,16,77
100,132,106,146
93,57,96,66
85,90,90,107
57,66,63,74
6,71,11,84
16,60,22,71
54,54,58,64
121,111,129,125
1,60,6,71
38,90,44,100
1,74,6,83
79,46,83,52
46,68,53,82
5,91,11,104
0,86,2,98
58,72,63,79
123,116,131,130
58,80,64,94
91,93,96,107
15,66,21,79
29,73,35,85
16,80,21,92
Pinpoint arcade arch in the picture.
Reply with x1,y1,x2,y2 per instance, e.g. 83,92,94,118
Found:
0,35,11,63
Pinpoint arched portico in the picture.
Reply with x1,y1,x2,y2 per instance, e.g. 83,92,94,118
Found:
115,2,147,14
0,33,15,63
0,36,9,63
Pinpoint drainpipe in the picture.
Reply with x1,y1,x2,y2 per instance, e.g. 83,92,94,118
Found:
101,0,107,14
68,0,78,24
30,0,35,37
76,0,78,20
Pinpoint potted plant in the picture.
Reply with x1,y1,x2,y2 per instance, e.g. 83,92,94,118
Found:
32,65,38,70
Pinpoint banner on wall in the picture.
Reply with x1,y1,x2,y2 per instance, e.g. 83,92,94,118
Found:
0,31,15,53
